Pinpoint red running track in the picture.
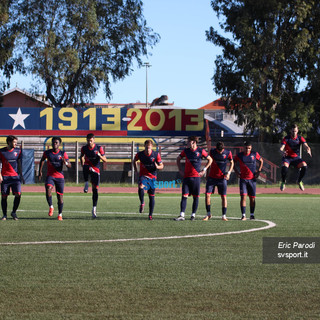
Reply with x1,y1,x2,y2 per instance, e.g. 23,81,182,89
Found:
22,185,320,195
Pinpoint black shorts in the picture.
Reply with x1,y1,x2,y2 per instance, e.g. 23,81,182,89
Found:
182,177,201,197
1,176,21,195
206,177,227,196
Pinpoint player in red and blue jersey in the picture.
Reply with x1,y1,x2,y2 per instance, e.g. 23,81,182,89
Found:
38,137,71,221
133,140,164,220
279,124,312,191
234,141,263,220
203,141,234,221
174,136,212,221
0,135,24,221
80,133,107,218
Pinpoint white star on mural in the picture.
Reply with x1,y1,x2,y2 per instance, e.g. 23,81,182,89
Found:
9,108,30,129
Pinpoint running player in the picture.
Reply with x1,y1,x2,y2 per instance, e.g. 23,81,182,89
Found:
234,141,263,220
203,141,234,221
174,136,212,221
0,135,24,221
133,140,164,220
80,133,107,218
38,137,71,221
279,124,312,191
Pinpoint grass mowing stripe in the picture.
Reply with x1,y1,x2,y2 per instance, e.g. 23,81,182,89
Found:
0,193,319,319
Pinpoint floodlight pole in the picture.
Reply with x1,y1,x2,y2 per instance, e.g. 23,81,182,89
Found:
143,62,151,108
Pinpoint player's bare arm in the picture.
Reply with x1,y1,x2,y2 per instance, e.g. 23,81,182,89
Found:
64,158,72,168
176,155,184,177
133,158,139,175
17,158,25,184
225,159,234,181
234,163,240,178
255,158,264,178
199,155,212,177
38,156,45,181
96,150,107,163
80,153,85,166
155,162,164,170
99,154,108,163
304,143,312,157
279,145,287,156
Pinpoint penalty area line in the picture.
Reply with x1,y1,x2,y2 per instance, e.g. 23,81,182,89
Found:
0,219,276,246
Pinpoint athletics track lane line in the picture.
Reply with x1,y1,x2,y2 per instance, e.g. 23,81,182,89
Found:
0,218,276,246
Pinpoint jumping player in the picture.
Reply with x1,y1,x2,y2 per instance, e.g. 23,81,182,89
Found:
0,135,24,221
175,136,212,221
203,141,234,221
279,124,312,191
133,140,164,220
234,141,263,220
80,133,107,218
38,137,71,221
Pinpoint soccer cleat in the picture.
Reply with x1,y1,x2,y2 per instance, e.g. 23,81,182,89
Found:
148,215,153,220
250,215,255,220
222,217,228,221
241,216,247,221
298,181,305,191
190,216,195,221
139,203,145,213
57,215,63,221
92,207,97,219
11,212,18,221
174,216,185,221
48,207,54,217
1,215,7,221
203,215,212,221
280,182,285,191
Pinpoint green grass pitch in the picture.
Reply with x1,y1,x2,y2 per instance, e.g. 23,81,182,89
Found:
0,193,319,319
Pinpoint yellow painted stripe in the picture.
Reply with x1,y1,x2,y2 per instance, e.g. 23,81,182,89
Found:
67,158,132,163
46,137,154,144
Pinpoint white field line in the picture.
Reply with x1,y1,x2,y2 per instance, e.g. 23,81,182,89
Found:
20,195,320,200
0,218,276,246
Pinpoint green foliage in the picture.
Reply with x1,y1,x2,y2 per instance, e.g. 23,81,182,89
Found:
207,0,320,140
0,0,16,93
6,0,159,107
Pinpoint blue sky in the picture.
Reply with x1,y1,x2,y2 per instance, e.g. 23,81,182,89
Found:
9,1,223,109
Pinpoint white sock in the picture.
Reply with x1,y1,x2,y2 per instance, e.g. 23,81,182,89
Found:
180,212,185,217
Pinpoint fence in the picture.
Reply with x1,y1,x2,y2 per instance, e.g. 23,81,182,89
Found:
1,137,319,185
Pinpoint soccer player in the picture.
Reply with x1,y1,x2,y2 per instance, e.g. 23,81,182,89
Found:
0,135,24,221
203,141,234,221
174,136,212,221
279,124,312,191
38,137,71,221
234,141,263,220
133,139,164,220
80,133,107,218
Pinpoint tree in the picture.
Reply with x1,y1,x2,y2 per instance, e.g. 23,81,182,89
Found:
8,0,159,107
0,0,17,93
207,0,320,140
